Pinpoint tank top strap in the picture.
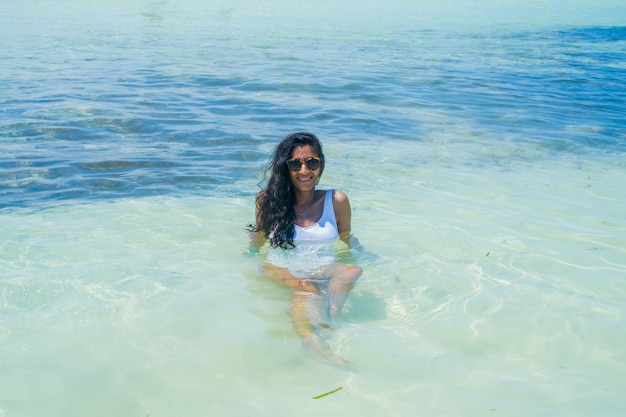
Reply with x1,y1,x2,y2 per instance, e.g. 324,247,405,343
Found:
320,189,337,227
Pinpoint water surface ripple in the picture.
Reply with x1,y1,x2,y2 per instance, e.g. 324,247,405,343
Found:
1,3,626,416
2,11,624,209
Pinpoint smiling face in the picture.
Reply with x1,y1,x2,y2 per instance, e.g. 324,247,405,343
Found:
288,145,322,193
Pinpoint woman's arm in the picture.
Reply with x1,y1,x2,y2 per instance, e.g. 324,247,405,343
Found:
250,191,267,251
249,231,266,251
332,190,353,244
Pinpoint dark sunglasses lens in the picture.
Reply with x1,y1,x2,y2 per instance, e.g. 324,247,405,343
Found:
306,158,320,170
287,160,300,171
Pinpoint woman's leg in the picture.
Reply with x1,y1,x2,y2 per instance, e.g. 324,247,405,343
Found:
260,261,357,366
290,291,351,366
289,290,327,338
318,264,363,319
260,262,318,292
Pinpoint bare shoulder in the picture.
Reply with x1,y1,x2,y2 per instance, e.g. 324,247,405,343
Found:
331,189,352,235
331,189,352,214
256,190,267,206
331,189,350,204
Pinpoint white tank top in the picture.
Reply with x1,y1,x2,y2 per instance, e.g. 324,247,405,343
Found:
294,189,339,241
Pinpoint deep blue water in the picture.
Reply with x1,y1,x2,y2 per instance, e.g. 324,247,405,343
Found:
2,14,625,209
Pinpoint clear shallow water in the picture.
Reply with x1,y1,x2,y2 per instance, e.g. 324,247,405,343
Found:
1,0,626,416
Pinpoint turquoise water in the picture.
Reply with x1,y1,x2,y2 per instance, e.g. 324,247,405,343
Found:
2,0,626,416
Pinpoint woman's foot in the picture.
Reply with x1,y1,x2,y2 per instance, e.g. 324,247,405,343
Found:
302,335,352,367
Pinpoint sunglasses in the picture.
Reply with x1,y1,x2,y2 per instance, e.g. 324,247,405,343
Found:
286,156,322,171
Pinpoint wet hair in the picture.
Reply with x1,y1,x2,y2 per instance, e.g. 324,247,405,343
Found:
251,132,325,248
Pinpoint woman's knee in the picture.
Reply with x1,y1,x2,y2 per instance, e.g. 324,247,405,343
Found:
348,265,363,280
337,265,362,283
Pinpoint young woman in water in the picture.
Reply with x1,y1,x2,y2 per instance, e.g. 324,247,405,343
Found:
249,132,362,365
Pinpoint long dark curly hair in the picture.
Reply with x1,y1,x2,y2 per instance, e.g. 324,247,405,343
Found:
251,132,325,248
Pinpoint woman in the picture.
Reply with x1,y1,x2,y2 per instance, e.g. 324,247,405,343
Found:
249,132,362,365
